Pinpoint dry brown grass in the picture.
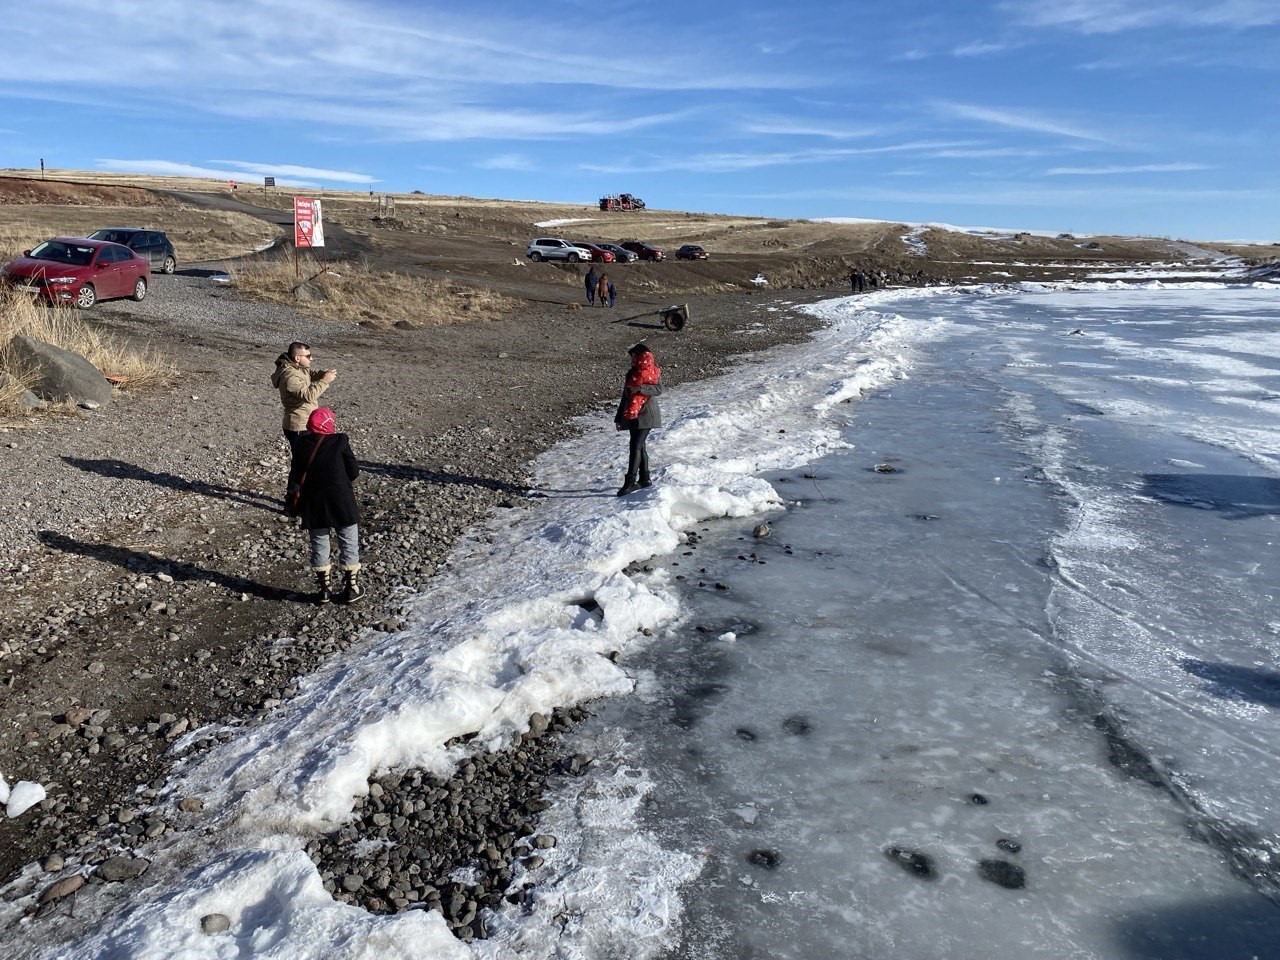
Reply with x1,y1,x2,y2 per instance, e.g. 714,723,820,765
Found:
0,291,176,417
228,255,519,326
0,205,280,265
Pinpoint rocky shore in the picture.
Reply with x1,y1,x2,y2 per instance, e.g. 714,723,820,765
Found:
0,271,830,945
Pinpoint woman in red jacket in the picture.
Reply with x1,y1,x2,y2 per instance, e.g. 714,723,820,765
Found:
614,343,662,496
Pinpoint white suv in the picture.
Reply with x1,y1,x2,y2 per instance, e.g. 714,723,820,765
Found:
525,238,593,263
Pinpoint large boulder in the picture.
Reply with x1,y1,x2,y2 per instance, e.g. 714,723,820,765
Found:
7,334,112,406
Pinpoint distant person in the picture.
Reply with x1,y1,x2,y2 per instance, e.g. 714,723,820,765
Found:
585,265,599,306
272,341,336,502
614,342,662,496
597,273,615,307
288,408,365,604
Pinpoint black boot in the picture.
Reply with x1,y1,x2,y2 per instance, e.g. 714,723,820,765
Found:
340,568,366,604
617,478,640,496
313,569,332,605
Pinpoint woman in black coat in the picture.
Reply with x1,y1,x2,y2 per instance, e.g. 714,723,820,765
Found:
288,407,365,604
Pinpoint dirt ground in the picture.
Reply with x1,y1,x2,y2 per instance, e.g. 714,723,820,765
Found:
0,172,1274,904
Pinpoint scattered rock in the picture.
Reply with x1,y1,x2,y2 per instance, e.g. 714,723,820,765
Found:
752,522,771,539
996,837,1022,854
978,859,1026,889
95,856,150,882
201,913,231,934
885,846,935,879
38,874,85,904
178,797,205,813
747,849,782,869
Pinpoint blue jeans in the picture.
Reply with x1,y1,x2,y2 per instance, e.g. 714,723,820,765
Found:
309,524,360,571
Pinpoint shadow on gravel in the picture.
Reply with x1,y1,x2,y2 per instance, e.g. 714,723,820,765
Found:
359,460,527,495
38,531,294,602
174,267,231,278
1180,658,1280,710
1138,473,1280,519
63,457,281,512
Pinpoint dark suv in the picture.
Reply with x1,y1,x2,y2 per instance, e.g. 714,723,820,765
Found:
88,228,177,274
619,241,665,262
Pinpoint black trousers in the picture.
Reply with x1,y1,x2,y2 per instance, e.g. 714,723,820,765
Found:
626,426,651,484
284,429,306,498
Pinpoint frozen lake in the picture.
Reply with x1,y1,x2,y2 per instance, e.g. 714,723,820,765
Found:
570,285,1280,959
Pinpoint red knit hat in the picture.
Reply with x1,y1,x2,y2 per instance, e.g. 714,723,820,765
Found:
307,407,336,435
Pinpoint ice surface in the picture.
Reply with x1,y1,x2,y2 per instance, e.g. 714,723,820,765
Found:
570,285,1280,958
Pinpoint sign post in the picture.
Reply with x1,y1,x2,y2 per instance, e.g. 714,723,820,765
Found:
293,196,325,277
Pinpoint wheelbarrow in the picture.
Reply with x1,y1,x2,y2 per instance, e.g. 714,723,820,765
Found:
659,303,689,331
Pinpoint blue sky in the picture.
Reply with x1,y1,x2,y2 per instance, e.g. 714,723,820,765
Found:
0,0,1276,241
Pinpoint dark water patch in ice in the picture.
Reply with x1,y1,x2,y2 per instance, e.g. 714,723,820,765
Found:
781,715,812,736
978,859,1026,889
1180,658,1280,710
969,792,990,806
670,682,731,730
1091,711,1167,788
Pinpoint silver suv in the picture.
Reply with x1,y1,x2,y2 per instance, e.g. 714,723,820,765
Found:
525,238,593,263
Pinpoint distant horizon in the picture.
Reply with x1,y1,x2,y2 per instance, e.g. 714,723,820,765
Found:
8,164,1271,247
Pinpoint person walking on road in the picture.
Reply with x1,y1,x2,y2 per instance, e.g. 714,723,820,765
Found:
272,341,336,502
597,273,615,307
288,407,366,605
585,266,599,306
614,342,662,496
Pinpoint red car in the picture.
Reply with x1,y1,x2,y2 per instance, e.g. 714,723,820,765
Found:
620,241,665,262
569,242,616,264
1,237,150,309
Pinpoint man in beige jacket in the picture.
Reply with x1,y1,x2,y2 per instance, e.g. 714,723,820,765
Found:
272,341,336,502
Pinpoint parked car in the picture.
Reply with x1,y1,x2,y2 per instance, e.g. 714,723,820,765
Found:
675,244,709,260
525,238,594,263
87,228,177,274
619,241,665,262
569,242,616,264
1,237,149,309
596,242,638,263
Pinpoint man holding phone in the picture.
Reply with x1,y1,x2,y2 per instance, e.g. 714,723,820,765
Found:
272,341,337,504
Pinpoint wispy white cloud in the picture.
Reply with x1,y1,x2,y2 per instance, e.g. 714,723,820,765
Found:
740,117,880,139
478,154,533,171
1046,162,1209,175
209,161,377,183
937,101,1112,143
1002,0,1280,34
94,158,373,187
581,141,976,175
953,40,1009,57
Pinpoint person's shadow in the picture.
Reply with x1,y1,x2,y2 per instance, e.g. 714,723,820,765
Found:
38,531,294,602
1180,658,1280,709
358,460,528,496
62,457,280,511
1139,473,1280,519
